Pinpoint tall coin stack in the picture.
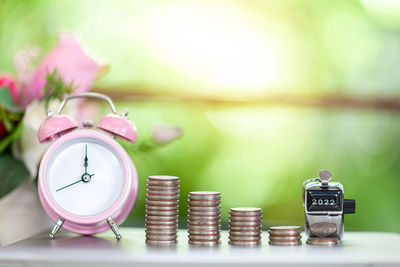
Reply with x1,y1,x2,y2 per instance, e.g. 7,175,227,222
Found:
268,226,302,246
187,191,221,246
229,207,263,246
145,175,179,245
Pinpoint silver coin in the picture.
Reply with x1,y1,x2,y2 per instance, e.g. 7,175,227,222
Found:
148,175,179,181
147,187,179,193
188,200,221,207
189,238,220,244
146,220,178,226
147,178,179,184
146,224,178,228
146,225,177,231
147,194,179,200
146,239,177,245
146,234,177,241
188,240,220,246
146,217,178,223
146,204,178,210
146,184,179,190
269,240,302,246
229,212,262,218
146,196,179,202
146,230,177,236
306,237,339,246
145,214,178,219
147,180,179,186
229,240,261,246
189,191,220,197
146,189,180,195
189,194,221,201
188,220,221,225
146,184,180,191
146,200,179,206
145,215,178,221
188,225,221,231
230,207,262,213
229,230,261,236
229,216,262,222
188,210,221,216
269,236,302,241
229,221,262,227
268,232,301,237
309,222,338,237
188,229,220,235
188,206,221,212
188,220,221,226
188,215,221,221
268,230,301,236
146,234,178,240
146,184,179,192
145,229,177,235
269,226,301,231
145,210,178,216
229,226,262,231
229,236,261,242
146,199,179,205
189,234,220,241
230,208,262,217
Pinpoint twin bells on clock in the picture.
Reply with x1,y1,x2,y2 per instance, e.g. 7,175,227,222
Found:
37,93,139,240
38,93,137,143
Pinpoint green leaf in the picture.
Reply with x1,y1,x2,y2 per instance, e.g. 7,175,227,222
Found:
0,152,30,198
42,68,75,112
0,119,23,154
0,87,23,113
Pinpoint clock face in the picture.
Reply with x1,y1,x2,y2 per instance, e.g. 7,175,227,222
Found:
45,137,125,217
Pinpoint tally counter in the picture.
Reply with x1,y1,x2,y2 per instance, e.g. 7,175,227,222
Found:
302,170,356,240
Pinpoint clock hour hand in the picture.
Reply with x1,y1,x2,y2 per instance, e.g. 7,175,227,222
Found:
56,173,95,192
84,144,88,173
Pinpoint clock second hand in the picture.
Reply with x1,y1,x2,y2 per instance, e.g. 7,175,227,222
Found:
56,174,95,192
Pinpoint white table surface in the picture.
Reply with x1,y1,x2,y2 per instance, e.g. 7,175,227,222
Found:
0,228,399,267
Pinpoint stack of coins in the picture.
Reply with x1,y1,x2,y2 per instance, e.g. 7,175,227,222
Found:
145,175,179,245
306,236,339,246
228,207,263,246
187,191,221,246
268,226,302,246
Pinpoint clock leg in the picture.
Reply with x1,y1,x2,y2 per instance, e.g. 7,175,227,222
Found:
107,217,122,240
49,218,64,239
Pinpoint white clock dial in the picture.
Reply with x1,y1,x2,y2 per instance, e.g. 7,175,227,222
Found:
45,137,125,216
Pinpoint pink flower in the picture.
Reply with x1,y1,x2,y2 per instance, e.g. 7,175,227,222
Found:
18,33,105,107
0,121,6,138
0,74,18,103
152,124,183,144
0,74,18,138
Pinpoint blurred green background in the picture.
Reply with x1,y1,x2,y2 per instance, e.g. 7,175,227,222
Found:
1,0,400,232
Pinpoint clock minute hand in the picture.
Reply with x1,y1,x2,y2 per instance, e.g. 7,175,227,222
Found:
56,173,95,192
56,180,82,192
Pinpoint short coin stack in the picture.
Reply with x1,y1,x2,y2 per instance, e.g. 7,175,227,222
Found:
145,175,179,245
187,191,221,246
306,236,339,246
229,207,263,246
268,226,302,246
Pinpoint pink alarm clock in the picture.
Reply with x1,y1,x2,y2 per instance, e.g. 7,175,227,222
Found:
37,92,138,240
